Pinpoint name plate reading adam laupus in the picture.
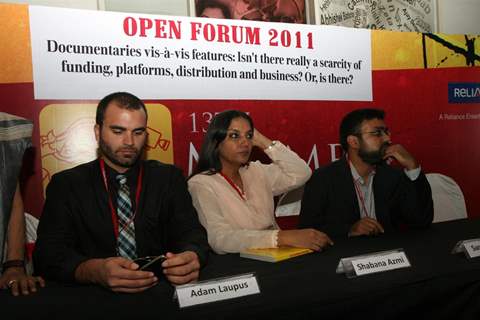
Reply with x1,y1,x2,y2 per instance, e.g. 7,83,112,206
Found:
175,273,260,308
452,238,480,259
336,249,411,278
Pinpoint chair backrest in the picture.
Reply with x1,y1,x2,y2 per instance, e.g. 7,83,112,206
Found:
275,185,305,217
426,173,467,223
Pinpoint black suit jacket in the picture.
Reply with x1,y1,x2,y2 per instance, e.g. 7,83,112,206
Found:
299,157,433,237
34,159,209,283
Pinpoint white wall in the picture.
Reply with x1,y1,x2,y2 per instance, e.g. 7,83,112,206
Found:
0,0,191,15
101,0,190,16
437,0,480,34
0,0,98,9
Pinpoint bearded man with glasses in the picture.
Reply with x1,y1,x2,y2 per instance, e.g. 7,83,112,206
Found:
299,108,433,238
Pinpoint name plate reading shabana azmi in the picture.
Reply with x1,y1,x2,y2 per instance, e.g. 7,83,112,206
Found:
452,238,480,259
175,273,260,308
336,249,411,278
351,251,411,276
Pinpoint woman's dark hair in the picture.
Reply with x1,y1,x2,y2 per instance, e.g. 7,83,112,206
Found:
196,0,232,19
192,110,254,177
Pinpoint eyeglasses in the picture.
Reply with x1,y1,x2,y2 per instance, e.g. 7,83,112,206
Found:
356,127,390,137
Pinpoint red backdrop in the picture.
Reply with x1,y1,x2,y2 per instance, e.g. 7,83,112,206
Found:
2,66,479,219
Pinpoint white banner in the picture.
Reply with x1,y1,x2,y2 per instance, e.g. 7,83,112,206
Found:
29,5,372,101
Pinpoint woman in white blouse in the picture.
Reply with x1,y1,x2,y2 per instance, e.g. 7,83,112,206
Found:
188,110,332,254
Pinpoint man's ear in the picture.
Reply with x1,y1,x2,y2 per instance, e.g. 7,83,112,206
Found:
94,124,100,142
347,135,359,150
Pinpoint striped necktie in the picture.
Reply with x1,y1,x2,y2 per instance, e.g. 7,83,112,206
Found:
116,174,137,260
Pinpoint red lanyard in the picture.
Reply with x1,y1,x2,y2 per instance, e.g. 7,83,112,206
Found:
219,172,245,200
353,178,370,218
348,155,373,218
99,159,143,239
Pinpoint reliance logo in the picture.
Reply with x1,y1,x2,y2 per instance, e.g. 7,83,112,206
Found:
448,83,480,103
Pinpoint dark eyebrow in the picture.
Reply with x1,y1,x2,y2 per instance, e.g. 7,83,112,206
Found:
227,129,252,133
109,125,126,131
108,125,146,132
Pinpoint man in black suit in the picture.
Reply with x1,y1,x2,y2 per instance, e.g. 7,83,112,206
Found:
34,92,209,293
299,108,433,238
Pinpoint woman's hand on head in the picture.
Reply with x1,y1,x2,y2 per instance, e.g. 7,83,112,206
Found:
252,129,272,149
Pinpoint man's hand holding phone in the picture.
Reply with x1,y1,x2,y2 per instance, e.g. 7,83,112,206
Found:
134,255,166,272
161,251,200,285
75,257,158,293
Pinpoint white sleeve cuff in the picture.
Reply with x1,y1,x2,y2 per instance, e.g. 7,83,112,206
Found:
272,229,280,248
404,166,421,181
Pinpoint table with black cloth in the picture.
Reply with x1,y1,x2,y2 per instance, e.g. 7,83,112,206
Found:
2,218,480,320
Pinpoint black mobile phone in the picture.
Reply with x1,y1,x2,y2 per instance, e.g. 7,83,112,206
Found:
134,255,166,272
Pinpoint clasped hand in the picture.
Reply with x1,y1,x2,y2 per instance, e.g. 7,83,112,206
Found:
349,217,385,237
383,144,418,170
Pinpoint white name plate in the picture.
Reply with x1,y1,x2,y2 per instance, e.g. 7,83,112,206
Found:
465,240,480,258
336,248,411,278
175,273,260,308
452,238,480,259
352,252,411,276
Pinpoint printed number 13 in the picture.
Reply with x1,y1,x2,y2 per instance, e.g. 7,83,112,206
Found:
189,112,217,133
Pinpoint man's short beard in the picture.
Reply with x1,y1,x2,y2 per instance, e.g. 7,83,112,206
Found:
99,137,143,169
358,142,390,165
